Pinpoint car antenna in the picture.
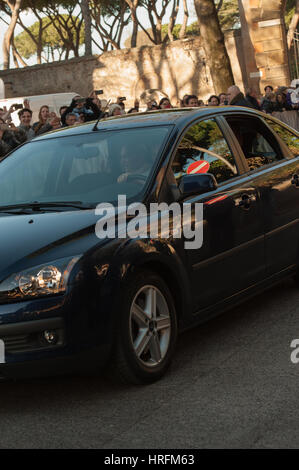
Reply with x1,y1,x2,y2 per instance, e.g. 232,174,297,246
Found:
92,99,111,131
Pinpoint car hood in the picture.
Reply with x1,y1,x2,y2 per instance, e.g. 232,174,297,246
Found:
0,209,108,281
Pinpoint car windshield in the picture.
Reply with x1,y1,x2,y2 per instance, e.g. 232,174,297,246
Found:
0,126,171,208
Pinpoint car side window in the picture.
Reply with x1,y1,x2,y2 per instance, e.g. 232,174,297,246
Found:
171,119,238,185
264,117,299,158
225,116,283,172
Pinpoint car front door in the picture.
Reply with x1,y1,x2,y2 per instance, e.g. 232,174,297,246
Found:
225,113,299,277
170,117,266,312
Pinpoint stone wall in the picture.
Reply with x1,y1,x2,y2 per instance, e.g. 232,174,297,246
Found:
0,34,245,108
0,1,292,102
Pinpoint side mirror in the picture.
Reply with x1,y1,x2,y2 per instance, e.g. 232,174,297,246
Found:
179,173,217,198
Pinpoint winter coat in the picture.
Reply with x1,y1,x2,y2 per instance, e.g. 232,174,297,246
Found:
230,92,254,108
0,128,27,160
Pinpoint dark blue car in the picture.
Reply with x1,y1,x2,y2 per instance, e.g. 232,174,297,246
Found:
0,107,298,384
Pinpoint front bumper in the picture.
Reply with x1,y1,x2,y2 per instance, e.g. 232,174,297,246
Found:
0,316,65,356
0,291,113,379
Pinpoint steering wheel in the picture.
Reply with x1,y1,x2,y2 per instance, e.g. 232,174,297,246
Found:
126,174,148,184
187,145,238,175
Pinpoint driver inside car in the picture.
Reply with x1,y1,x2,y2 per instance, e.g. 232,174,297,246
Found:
117,145,151,184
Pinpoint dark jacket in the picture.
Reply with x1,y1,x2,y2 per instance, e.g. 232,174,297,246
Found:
0,139,11,160
32,122,53,136
230,92,254,108
245,94,261,110
0,128,27,159
273,101,293,112
18,124,35,141
262,98,293,114
61,98,102,126
261,98,276,114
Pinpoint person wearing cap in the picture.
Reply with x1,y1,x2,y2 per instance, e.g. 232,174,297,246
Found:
108,104,123,117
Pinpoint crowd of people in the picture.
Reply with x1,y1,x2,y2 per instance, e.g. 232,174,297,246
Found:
0,81,299,160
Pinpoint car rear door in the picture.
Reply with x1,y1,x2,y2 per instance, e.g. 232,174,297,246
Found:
169,116,266,312
224,113,299,277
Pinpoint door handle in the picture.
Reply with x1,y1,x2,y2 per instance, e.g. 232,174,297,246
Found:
292,174,299,186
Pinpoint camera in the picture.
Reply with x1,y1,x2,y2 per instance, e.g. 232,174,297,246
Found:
118,97,126,101
95,90,104,95
14,103,23,110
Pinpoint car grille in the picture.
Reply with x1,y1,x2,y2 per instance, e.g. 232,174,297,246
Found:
4,333,39,353
2,329,64,354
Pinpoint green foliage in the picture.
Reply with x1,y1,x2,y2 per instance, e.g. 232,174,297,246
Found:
215,0,240,30
265,117,299,157
0,0,79,14
285,0,296,28
214,0,296,32
14,15,84,60
14,27,39,59
0,1,10,15
161,22,200,40
21,0,54,11
92,0,129,16
183,120,217,149
175,119,236,184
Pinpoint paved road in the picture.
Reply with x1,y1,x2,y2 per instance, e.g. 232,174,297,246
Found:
1,278,299,449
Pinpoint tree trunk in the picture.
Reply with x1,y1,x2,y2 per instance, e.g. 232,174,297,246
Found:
2,0,22,70
131,9,138,47
80,0,92,56
179,0,189,39
124,0,139,48
287,0,299,49
193,0,234,94
168,0,179,42
37,17,43,65
155,18,163,44
11,33,27,67
11,33,19,68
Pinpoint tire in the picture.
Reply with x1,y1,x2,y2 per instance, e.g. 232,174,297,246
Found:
111,270,178,385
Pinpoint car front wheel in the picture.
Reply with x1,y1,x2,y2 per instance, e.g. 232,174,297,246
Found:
111,270,178,385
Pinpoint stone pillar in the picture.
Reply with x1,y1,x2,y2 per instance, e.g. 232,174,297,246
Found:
239,0,290,93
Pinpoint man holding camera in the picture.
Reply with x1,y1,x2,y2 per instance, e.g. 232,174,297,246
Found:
0,102,31,159
117,96,127,114
0,102,27,126
61,92,103,126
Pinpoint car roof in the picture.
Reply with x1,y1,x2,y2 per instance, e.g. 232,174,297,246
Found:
32,106,283,141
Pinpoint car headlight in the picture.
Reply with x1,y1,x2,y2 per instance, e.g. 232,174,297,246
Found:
0,255,81,302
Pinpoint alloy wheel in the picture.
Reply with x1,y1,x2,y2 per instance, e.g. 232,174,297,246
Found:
129,285,171,367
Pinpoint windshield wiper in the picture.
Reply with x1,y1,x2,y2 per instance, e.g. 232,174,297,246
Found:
0,201,95,212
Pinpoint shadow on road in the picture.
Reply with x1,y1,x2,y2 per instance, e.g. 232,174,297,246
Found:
0,278,297,413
